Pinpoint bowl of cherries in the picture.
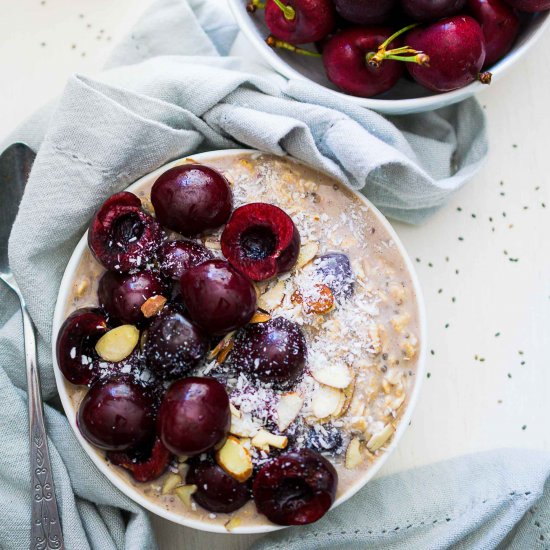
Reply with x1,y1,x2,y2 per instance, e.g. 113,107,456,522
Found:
52,149,426,533
229,0,550,114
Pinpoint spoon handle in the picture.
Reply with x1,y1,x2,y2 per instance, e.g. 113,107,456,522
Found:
20,301,65,550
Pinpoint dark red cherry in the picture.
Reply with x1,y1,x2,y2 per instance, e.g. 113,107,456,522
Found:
265,0,336,45
107,438,172,482
333,0,396,24
157,239,213,281
151,164,233,237
144,309,209,380
88,192,162,273
467,0,520,67
186,460,251,513
323,27,405,98
230,317,307,389
402,0,466,20
253,449,337,525
315,253,354,301
98,270,167,325
503,0,550,11
157,377,230,456
180,259,257,335
77,378,156,451
56,308,108,385
406,16,489,93
221,203,300,281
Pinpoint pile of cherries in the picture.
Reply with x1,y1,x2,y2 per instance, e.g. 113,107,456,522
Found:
57,163,340,525
249,0,549,97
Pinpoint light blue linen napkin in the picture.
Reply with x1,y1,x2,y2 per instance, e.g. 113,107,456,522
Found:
1,0,548,549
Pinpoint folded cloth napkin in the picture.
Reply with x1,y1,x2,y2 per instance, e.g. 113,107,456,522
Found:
2,0,546,549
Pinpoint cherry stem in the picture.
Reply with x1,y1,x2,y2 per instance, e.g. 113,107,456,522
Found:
378,24,419,51
266,36,322,57
246,0,266,12
367,23,430,69
272,0,296,20
384,53,430,65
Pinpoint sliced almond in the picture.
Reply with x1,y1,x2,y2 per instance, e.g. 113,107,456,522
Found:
258,280,285,311
296,241,319,269
276,392,304,431
311,385,343,419
291,284,334,315
249,311,271,324
203,237,222,250
349,416,368,433
140,295,167,318
216,436,253,482
311,363,352,389
175,484,197,507
334,374,356,418
229,413,259,438
390,394,406,411
95,325,139,362
208,331,235,363
251,429,288,452
366,423,395,452
75,278,89,298
225,517,242,532
331,390,347,418
161,473,182,495
345,438,364,469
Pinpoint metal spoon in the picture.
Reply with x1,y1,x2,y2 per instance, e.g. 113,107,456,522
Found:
0,143,65,550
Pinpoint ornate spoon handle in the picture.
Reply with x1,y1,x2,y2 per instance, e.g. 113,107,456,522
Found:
20,300,65,550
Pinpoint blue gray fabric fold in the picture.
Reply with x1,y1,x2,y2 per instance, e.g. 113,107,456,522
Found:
1,0,545,549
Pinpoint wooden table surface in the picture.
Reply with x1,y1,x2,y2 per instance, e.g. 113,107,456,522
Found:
2,1,549,549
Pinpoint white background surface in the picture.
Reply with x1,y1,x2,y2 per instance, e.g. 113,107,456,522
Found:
1,1,549,549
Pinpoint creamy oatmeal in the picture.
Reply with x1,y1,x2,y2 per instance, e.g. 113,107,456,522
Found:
60,152,422,530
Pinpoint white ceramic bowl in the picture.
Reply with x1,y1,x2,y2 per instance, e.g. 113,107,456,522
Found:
228,0,550,115
52,149,427,534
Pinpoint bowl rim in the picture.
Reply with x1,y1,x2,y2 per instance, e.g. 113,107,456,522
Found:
51,148,427,535
228,0,550,115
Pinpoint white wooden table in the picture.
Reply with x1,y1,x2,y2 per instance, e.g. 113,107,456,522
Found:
2,1,549,549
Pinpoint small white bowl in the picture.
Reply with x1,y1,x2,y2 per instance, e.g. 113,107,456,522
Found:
228,0,550,115
52,149,427,534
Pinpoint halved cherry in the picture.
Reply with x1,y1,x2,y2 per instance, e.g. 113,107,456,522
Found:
56,308,108,385
88,192,162,273
108,438,172,482
221,203,300,281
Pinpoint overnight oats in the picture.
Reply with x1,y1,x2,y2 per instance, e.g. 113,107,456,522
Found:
55,152,422,531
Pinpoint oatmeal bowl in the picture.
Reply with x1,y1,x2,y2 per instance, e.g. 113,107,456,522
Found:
52,149,426,534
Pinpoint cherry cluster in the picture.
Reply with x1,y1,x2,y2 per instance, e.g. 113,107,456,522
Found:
56,163,338,525
249,0,549,97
